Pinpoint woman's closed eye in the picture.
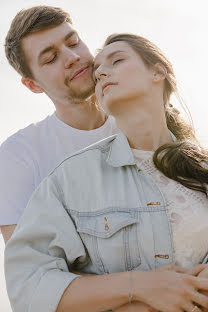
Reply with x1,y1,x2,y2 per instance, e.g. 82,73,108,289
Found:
112,58,123,65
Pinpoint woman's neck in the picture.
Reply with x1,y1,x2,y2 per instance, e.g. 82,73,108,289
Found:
114,100,173,151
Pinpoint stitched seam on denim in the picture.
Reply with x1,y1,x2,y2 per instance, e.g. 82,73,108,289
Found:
48,139,114,177
77,220,138,237
143,165,174,264
67,207,166,217
125,227,132,270
122,227,127,270
51,175,67,209
128,220,141,269
162,204,174,263
93,236,106,273
135,222,141,267
149,211,156,269
107,143,113,163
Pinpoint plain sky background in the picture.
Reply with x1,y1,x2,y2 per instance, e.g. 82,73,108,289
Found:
0,0,208,310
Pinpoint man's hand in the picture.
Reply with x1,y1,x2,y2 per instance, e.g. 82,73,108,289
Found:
0,224,17,244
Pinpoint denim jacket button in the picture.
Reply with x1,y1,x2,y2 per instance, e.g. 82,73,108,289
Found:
147,202,161,206
104,217,109,231
154,254,169,259
105,224,109,231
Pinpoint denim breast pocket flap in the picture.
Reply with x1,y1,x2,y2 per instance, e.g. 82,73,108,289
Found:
77,210,138,238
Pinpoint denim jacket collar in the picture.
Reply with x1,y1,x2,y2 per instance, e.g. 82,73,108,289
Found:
106,130,177,168
106,132,136,167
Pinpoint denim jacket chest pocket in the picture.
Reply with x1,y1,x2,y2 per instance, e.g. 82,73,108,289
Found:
76,209,141,274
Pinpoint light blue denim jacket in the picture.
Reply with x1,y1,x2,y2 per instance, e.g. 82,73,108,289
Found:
5,132,208,312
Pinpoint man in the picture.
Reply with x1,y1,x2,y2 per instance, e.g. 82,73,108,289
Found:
2,6,162,312
0,5,119,243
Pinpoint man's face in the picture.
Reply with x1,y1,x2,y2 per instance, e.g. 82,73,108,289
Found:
22,22,95,103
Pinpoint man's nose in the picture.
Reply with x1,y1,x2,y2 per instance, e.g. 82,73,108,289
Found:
63,47,80,68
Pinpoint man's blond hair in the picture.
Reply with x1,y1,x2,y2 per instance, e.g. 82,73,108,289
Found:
5,6,72,79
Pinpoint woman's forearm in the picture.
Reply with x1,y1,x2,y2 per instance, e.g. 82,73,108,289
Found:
56,268,208,312
56,266,187,312
69,270,156,312
57,271,131,312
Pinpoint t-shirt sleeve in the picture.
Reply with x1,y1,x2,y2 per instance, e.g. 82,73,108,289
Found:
0,137,37,226
5,172,86,312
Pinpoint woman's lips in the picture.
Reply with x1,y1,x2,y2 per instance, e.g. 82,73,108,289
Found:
102,82,116,92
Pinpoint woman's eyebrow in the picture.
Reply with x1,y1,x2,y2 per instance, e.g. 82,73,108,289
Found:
93,50,126,72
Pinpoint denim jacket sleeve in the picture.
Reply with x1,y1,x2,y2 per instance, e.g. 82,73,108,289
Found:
4,173,85,312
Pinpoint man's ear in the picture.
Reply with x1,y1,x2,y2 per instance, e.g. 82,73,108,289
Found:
152,63,167,82
21,77,44,94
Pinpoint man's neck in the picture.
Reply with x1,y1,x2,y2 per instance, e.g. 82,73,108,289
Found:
54,96,107,130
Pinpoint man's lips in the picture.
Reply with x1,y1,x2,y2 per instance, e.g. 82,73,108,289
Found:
70,66,89,80
102,82,117,92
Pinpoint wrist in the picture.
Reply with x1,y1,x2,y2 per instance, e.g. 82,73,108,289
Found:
128,270,133,304
132,270,150,303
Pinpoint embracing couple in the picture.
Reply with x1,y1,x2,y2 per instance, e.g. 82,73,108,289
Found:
1,5,208,312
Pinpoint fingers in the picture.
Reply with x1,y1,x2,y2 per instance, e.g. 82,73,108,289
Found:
187,265,208,277
191,292,208,310
155,264,187,273
200,290,208,297
195,277,208,291
170,265,188,273
183,303,201,312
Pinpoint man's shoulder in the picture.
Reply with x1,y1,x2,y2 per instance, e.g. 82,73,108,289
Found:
0,114,54,153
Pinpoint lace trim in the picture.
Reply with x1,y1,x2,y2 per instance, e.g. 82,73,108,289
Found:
133,153,208,269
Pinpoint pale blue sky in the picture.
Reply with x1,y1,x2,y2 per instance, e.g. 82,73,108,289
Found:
1,0,208,310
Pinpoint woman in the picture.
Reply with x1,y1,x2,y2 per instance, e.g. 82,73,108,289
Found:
5,34,208,312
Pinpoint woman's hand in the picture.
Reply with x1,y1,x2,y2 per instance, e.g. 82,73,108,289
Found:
114,264,187,312
187,264,208,278
154,263,188,273
134,270,208,312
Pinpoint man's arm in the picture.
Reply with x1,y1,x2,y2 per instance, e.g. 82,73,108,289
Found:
1,225,16,244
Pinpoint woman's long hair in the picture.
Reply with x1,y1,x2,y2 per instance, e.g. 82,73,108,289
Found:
104,33,208,195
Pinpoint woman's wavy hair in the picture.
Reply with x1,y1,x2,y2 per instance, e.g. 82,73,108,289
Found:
104,33,208,195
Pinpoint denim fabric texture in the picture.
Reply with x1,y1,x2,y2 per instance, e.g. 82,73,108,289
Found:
5,132,186,312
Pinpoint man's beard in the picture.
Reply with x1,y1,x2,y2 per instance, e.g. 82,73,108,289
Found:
64,62,95,101
65,80,95,101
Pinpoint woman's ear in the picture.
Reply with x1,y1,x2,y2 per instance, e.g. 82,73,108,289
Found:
21,77,44,94
153,63,167,82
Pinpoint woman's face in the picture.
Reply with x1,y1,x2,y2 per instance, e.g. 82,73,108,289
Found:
94,41,156,115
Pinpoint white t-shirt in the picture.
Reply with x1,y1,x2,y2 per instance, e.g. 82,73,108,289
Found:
0,113,119,226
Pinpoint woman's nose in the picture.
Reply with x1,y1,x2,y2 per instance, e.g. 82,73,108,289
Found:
96,67,110,81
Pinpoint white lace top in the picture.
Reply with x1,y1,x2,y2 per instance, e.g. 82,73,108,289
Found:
132,148,208,269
